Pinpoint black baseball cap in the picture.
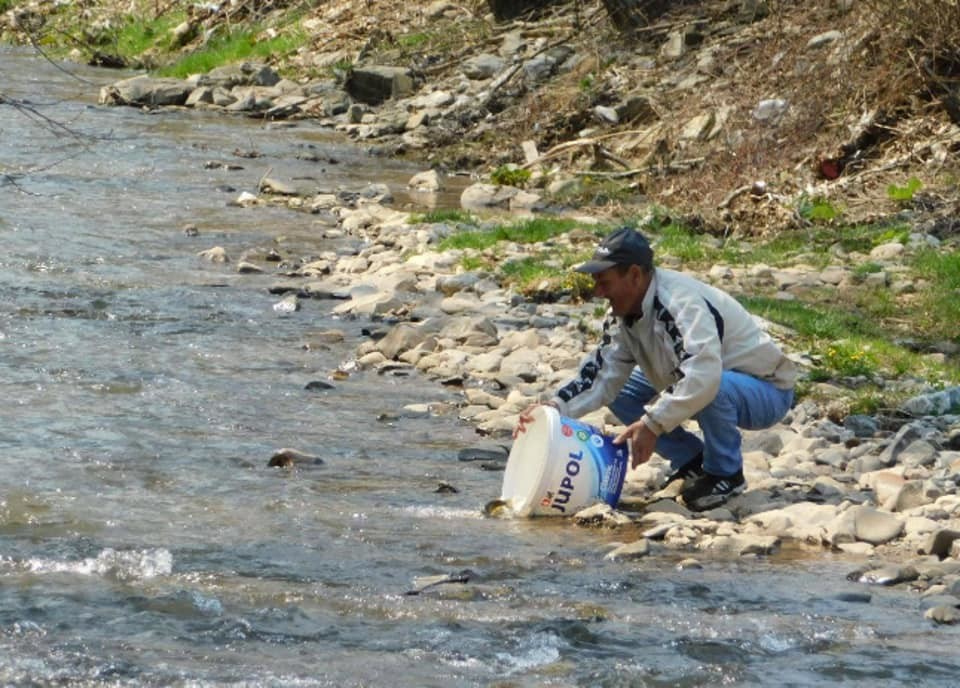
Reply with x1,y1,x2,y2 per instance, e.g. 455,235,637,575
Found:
575,227,654,274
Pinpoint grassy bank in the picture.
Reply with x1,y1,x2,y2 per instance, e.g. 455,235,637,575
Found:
415,212,960,415
2,0,309,76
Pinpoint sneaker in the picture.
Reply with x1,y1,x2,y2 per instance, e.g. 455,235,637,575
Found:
681,470,745,512
663,453,704,488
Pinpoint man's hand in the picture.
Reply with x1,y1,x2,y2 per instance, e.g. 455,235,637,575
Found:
614,419,657,469
513,401,558,439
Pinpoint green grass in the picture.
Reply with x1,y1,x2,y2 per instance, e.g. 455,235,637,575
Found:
655,223,707,263
490,165,532,188
436,217,587,252
738,297,880,340
499,256,558,283
912,247,960,338
113,12,186,56
887,176,923,204
629,217,918,270
498,252,595,298
408,209,478,225
398,32,431,49
797,195,842,223
431,217,601,298
157,26,306,77
459,255,487,271
740,294,959,385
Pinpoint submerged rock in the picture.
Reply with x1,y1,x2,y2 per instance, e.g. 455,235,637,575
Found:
268,448,324,468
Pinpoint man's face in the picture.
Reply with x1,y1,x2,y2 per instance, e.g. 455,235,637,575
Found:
592,265,646,317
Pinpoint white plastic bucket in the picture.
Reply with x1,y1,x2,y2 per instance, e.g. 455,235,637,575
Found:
500,406,629,517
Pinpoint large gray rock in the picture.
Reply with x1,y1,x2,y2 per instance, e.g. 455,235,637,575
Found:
897,440,939,467
500,348,544,379
377,322,436,360
408,169,444,192
460,183,519,209
858,564,919,586
346,66,415,105
462,54,505,80
99,75,193,106
707,534,780,556
604,539,651,560
887,480,935,512
440,316,499,344
900,386,960,416
616,94,659,124
200,62,281,88
925,605,960,624
878,423,925,466
920,529,960,559
853,506,905,545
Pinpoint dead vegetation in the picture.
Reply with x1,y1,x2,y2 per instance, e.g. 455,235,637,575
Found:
3,0,959,235
330,0,958,236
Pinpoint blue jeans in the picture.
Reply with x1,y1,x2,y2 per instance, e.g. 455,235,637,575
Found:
609,367,794,477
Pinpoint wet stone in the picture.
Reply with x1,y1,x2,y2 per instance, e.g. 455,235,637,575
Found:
457,445,509,462
573,503,633,527
924,605,960,624
604,539,651,561
921,529,960,558
858,564,919,586
304,380,335,391
268,448,324,468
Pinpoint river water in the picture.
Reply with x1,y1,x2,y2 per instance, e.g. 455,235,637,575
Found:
1,48,958,687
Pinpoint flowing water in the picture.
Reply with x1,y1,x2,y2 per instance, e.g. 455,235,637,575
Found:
1,49,958,687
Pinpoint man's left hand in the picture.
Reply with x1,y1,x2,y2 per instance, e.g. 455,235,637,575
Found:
614,420,657,469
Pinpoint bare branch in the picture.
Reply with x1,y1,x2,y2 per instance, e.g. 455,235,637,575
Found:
0,91,95,143
25,30,97,86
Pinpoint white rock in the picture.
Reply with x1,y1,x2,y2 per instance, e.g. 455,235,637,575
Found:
869,242,905,260
604,539,651,560
408,169,444,192
465,351,504,374
853,506,905,545
807,30,843,49
198,246,230,263
753,98,789,121
272,294,300,313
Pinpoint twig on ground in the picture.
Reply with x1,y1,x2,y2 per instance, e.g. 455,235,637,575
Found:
572,157,704,178
257,165,275,193
718,184,753,209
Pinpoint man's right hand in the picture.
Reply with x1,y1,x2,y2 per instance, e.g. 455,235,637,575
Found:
513,401,558,439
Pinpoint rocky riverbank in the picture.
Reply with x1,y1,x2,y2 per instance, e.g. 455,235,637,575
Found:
184,181,960,626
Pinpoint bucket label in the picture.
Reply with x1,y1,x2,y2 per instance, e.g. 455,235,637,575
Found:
501,406,630,517
547,449,584,513
545,418,628,514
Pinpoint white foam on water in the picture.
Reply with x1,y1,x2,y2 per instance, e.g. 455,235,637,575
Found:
188,590,224,615
25,547,173,581
399,505,486,520
495,631,563,673
756,631,798,653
